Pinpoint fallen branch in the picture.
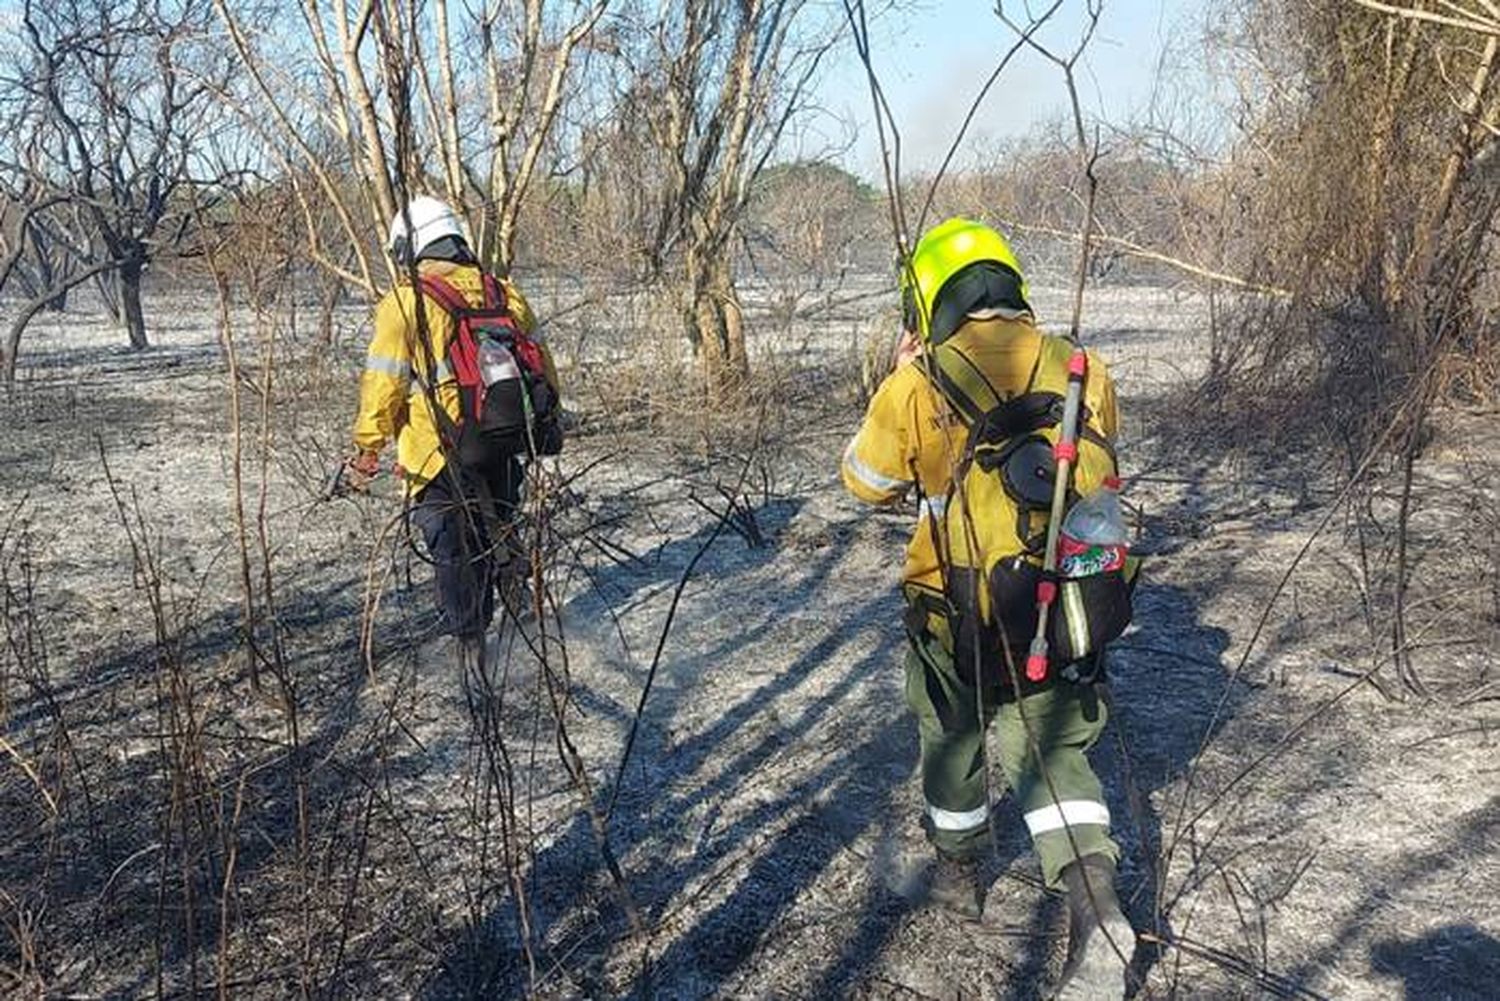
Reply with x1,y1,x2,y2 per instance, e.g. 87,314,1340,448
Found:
995,217,1292,297
1139,930,1332,1000
1349,0,1500,38
0,733,57,816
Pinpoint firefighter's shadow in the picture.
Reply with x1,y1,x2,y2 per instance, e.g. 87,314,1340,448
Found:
1371,924,1500,1000
416,499,928,999
415,548,1237,999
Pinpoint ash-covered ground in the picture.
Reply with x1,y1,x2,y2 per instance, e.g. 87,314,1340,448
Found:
0,279,1495,999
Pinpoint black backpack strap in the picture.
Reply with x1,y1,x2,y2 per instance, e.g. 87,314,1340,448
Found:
969,391,1065,448
1080,424,1116,461
927,347,991,425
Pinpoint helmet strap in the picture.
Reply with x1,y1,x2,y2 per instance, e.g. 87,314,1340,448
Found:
389,234,412,268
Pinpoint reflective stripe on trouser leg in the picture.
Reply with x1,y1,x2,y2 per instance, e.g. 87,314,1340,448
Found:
1023,799,1111,835
904,633,998,859
996,684,1120,888
928,801,989,832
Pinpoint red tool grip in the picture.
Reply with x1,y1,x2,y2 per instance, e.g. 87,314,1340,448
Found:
1026,653,1048,683
1054,441,1078,463
1036,580,1057,606
1068,351,1088,378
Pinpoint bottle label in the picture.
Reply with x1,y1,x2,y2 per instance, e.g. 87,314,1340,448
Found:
1058,536,1126,577
478,340,521,386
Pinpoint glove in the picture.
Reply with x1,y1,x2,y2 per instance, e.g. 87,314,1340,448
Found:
343,449,381,493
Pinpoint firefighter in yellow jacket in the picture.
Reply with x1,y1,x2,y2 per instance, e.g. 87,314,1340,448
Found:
842,218,1135,1000
347,196,562,644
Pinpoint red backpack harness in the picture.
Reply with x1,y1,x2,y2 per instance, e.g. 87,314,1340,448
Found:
415,272,546,415
410,271,561,467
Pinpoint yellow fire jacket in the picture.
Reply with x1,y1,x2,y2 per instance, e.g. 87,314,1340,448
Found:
351,260,559,489
841,316,1118,598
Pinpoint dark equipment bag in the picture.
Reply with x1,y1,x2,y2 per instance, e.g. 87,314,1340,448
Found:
418,273,562,469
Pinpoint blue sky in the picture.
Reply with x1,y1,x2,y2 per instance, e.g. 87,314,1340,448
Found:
818,0,1202,177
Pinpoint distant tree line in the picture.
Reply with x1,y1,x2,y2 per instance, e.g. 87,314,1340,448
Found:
2,0,1495,435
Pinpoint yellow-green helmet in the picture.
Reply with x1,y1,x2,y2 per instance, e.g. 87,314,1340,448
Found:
902,217,1029,343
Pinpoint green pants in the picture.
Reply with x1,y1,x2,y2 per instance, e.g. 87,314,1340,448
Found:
904,631,1120,888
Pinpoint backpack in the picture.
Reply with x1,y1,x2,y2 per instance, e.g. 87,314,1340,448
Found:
416,273,562,470
926,328,1133,688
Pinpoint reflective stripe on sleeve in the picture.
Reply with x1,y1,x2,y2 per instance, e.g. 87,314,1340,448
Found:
842,440,912,494
927,801,989,832
364,354,410,378
1023,800,1110,836
919,495,947,520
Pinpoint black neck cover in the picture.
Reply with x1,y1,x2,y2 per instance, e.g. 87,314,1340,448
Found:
927,260,1030,345
417,235,478,266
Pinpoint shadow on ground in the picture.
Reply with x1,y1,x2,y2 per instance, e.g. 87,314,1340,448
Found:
1371,923,1500,1001
1281,796,1500,998
417,492,1242,1000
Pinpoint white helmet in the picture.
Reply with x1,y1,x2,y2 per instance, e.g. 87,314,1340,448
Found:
386,195,467,264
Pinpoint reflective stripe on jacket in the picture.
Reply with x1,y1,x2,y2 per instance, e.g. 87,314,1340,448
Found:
352,261,557,490
840,317,1118,595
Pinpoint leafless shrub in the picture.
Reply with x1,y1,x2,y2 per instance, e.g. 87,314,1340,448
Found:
0,501,89,842
1191,2,1499,440
0,501,112,999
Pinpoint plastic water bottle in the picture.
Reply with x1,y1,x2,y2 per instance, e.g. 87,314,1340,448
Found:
1058,476,1128,577
478,336,520,388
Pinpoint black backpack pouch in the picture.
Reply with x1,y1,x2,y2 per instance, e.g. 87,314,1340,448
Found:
1047,570,1133,664
526,376,564,456
946,558,1134,696
465,372,563,463
945,568,1003,690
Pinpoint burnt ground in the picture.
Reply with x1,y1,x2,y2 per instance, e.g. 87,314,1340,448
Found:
0,282,1496,1000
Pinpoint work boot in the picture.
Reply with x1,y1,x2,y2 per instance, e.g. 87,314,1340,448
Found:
1053,855,1135,1001
495,557,535,622
928,853,983,921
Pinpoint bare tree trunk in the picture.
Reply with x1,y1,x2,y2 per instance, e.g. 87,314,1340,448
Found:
1359,13,1424,310
723,289,747,378
686,252,749,400
711,256,749,385
120,257,149,350
0,196,65,296
318,277,341,345
1398,33,1498,344
30,237,67,312
694,293,736,401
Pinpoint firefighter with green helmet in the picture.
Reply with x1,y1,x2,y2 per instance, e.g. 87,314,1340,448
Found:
842,217,1136,999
